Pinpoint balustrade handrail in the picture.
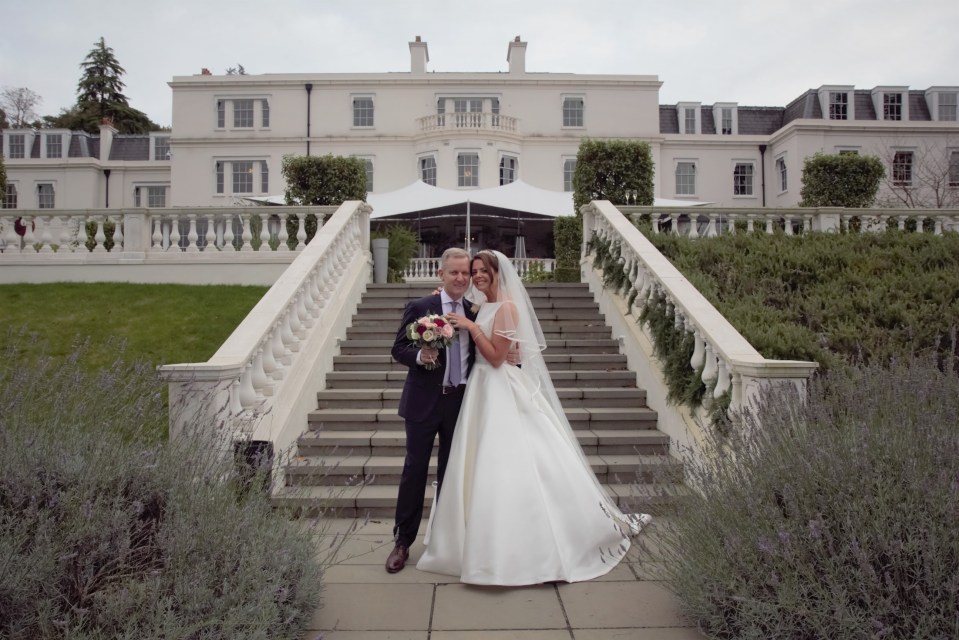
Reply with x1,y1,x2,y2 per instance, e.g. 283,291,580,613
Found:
158,200,372,459
617,204,959,237
582,200,819,413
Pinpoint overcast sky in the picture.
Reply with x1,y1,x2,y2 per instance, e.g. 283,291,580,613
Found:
3,0,958,128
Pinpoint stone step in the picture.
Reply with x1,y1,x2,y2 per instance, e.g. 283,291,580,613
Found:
351,309,606,322
316,384,646,410
356,299,600,312
345,326,613,340
308,405,657,429
271,481,680,518
329,353,629,373
317,386,647,407
339,338,620,356
284,453,683,487
295,427,669,458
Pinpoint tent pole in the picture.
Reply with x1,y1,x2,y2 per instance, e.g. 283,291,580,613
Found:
466,199,471,253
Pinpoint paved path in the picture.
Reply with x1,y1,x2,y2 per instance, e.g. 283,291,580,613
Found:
303,518,704,639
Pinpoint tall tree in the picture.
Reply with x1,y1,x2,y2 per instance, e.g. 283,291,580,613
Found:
69,37,161,134
0,86,42,128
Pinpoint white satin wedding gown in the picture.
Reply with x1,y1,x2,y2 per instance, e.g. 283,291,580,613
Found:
417,301,638,585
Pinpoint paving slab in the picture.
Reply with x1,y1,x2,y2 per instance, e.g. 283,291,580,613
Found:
575,628,704,639
305,632,426,640
431,632,571,640
431,583,567,631
309,583,433,632
558,582,690,629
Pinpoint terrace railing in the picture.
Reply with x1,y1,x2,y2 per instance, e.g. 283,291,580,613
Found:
618,205,959,238
582,201,820,422
402,256,555,281
158,201,373,472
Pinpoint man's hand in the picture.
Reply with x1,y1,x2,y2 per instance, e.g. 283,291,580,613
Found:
420,347,439,366
506,345,521,366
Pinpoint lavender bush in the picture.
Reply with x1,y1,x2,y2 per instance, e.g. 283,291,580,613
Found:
0,336,323,639
652,356,959,638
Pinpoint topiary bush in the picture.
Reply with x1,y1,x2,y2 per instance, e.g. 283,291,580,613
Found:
654,355,959,638
0,334,324,639
552,216,582,283
371,224,420,283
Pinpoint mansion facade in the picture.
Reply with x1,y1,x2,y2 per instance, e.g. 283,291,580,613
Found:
3,36,958,214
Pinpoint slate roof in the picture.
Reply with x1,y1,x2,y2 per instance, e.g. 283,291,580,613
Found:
109,136,150,161
666,88,938,134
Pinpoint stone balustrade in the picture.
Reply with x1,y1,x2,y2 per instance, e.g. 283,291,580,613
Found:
418,112,519,133
582,200,820,421
158,200,373,469
403,256,555,281
0,206,335,255
618,205,959,238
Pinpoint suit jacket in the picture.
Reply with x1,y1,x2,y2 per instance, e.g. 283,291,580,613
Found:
392,293,477,423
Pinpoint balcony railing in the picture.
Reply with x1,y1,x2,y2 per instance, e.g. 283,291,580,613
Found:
418,112,519,133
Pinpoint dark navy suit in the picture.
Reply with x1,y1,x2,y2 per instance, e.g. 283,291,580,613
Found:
391,293,476,547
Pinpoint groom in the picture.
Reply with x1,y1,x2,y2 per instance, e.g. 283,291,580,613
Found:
386,247,477,573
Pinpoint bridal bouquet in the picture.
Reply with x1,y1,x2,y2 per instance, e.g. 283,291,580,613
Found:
406,313,455,370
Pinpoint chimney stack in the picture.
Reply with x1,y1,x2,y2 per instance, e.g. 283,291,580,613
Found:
409,36,429,74
507,36,527,74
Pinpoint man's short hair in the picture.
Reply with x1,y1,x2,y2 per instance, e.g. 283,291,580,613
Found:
440,247,470,269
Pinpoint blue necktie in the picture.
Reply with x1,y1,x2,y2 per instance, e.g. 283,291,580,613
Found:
448,300,461,386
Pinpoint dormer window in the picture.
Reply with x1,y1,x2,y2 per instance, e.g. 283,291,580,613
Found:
713,103,738,135
677,103,701,134
830,92,848,120
925,87,958,121
8,134,26,159
153,136,171,160
819,86,855,121
46,134,62,159
873,87,909,121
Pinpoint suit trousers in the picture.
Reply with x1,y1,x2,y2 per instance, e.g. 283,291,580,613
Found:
393,385,465,547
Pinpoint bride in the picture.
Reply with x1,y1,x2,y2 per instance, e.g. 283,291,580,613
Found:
417,249,650,585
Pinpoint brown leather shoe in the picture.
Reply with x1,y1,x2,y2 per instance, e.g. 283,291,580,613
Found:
385,544,409,573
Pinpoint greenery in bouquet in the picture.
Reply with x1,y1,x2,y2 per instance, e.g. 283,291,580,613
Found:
406,313,455,369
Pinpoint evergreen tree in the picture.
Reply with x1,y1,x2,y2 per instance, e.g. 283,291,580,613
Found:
69,37,161,134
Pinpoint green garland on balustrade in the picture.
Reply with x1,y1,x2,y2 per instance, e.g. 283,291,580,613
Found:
638,290,708,409
590,232,628,294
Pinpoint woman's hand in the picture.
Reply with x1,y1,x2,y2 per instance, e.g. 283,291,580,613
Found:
447,312,475,334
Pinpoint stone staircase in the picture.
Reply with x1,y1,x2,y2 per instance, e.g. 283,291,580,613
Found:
273,282,680,517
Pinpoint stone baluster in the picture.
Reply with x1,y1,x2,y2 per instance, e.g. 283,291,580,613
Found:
151,216,163,251
76,215,89,253
37,216,54,253
169,216,181,252
186,214,199,253
731,371,743,412
251,346,272,397
701,344,718,387
229,378,245,416
670,213,680,235
296,214,307,250
281,308,300,353
92,216,107,253
765,215,775,234
258,214,269,251
714,358,731,398
238,364,257,408
784,217,794,236
296,288,313,329
19,215,36,253
705,215,717,238
3,216,19,253
240,213,253,252
746,215,755,233
690,329,705,371
277,214,290,252
59,215,74,252
112,215,124,251
224,215,236,251
271,321,290,373
204,214,216,251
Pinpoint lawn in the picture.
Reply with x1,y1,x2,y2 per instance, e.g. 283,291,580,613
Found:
0,282,269,371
